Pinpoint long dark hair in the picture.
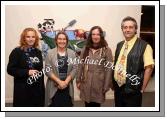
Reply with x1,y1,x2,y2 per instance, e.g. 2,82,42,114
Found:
83,26,108,59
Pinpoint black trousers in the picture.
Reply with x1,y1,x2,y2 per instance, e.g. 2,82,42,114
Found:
85,102,101,107
49,86,73,107
114,83,142,107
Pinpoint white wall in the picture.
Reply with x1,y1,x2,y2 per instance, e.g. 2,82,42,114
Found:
5,5,141,103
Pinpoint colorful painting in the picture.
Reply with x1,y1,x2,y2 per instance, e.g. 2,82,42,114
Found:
38,19,87,59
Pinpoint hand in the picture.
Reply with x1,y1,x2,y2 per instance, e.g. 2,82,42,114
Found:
58,80,67,89
103,88,109,94
76,82,81,90
64,78,69,86
28,70,39,76
57,85,61,89
140,90,144,93
54,82,58,87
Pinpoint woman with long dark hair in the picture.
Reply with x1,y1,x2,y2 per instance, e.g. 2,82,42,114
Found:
76,26,113,107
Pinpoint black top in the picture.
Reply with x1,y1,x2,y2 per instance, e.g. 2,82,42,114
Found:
57,53,68,81
7,47,45,107
7,47,43,78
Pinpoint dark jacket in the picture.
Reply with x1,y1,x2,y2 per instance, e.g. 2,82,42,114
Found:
7,47,45,106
